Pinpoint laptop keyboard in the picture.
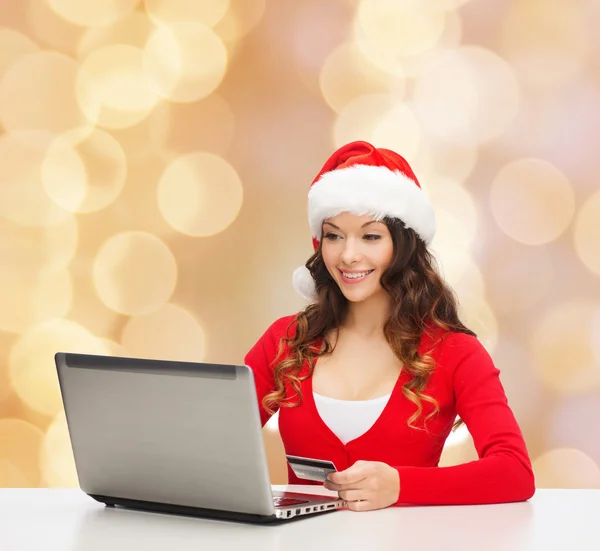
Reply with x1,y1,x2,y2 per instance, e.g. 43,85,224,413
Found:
273,497,309,507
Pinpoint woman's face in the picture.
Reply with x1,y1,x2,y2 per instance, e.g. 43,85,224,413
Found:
320,212,394,303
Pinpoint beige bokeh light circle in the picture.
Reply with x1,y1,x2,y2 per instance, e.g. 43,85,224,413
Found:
0,28,40,79
9,319,108,417
414,46,519,146
47,0,139,27
41,411,78,488
573,190,600,277
371,103,422,162
0,51,84,133
490,158,575,246
213,0,266,44
0,459,31,487
145,0,230,27
77,11,155,59
334,95,421,160
93,231,178,315
41,127,127,214
319,41,402,115
0,267,72,334
76,44,160,129
121,303,206,361
355,0,447,58
533,448,600,488
157,152,243,236
0,419,45,487
500,0,589,87
143,22,228,103
531,302,600,395
0,131,71,227
459,295,498,354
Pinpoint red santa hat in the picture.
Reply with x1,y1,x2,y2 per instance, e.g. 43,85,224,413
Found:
293,140,436,301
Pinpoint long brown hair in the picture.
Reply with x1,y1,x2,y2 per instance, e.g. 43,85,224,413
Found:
263,217,475,430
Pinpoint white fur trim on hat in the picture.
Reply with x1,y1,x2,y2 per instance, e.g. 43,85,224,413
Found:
292,265,316,302
307,164,436,244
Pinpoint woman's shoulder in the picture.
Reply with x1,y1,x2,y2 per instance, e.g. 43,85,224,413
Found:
259,313,301,341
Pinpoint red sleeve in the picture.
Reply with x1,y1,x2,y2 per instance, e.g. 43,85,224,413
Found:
394,333,536,505
243,315,297,427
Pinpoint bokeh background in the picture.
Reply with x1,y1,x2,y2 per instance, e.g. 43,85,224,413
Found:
0,0,599,490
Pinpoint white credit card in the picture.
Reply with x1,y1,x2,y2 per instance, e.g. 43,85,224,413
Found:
286,454,337,482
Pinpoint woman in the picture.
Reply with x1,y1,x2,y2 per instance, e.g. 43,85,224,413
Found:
244,141,535,511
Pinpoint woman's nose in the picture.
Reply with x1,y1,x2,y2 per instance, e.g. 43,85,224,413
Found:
340,240,361,265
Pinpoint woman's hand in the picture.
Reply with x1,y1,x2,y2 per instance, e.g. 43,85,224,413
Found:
323,460,400,511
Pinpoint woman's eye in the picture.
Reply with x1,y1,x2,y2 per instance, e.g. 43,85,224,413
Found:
324,233,341,240
364,234,382,241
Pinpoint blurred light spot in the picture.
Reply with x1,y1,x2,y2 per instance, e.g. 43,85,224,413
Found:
145,0,229,27
9,319,108,417
548,394,600,468
493,339,544,425
371,103,421,162
102,340,130,357
421,140,477,183
501,0,589,88
150,93,235,156
93,231,178,315
533,448,600,489
121,303,206,361
0,28,39,79
0,51,85,133
157,152,243,236
42,127,127,214
334,94,418,156
76,44,160,129
439,425,477,467
354,2,462,78
0,267,72,334
0,459,30,487
213,0,266,45
41,411,78,487
0,131,71,227
356,0,446,58
573,190,600,277
77,10,154,59
0,419,44,487
27,0,84,55
592,309,600,365
319,42,402,115
0,214,78,275
490,158,575,246
47,0,139,27
143,22,228,103
531,302,600,395
428,177,478,284
414,46,519,146
459,296,498,354
484,241,554,314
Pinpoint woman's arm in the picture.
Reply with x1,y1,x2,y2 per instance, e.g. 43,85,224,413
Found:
394,333,535,505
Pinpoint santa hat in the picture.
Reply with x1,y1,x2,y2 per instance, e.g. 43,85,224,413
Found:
293,140,436,301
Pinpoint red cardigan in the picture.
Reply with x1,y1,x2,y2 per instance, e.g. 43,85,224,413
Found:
244,315,535,506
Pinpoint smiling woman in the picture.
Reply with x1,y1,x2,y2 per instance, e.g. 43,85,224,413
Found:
244,141,535,511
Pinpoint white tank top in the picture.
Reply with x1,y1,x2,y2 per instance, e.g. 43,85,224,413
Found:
313,391,392,445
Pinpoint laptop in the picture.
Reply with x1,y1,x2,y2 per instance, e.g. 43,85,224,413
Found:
54,352,346,523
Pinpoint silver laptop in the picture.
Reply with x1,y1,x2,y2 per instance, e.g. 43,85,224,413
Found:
54,353,345,523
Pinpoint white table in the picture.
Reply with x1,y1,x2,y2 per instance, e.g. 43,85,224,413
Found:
1,486,598,551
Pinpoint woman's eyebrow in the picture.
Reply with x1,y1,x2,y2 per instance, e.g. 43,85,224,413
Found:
323,220,381,230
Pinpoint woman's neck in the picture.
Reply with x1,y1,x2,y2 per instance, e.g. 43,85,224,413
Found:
342,291,392,337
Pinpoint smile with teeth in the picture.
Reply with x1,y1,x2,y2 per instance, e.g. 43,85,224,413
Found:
340,269,374,280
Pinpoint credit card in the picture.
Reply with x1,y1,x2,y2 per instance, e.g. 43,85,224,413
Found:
286,454,337,482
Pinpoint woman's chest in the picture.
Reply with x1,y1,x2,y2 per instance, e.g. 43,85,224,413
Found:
312,338,404,401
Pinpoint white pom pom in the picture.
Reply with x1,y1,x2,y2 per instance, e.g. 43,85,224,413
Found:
292,265,317,302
